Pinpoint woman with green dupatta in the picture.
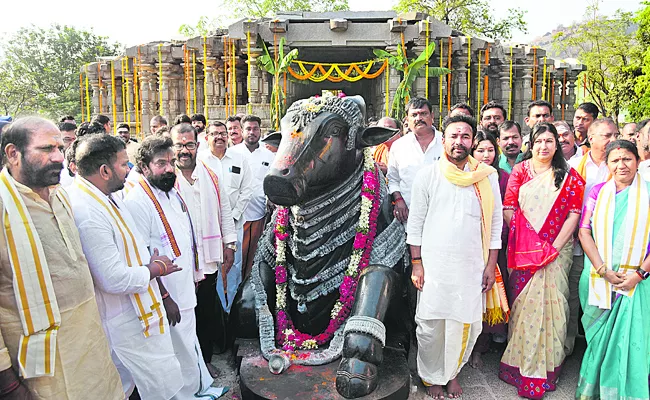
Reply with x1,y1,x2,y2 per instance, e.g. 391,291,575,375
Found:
577,139,650,400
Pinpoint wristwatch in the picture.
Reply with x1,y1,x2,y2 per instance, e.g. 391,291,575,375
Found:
226,242,237,252
636,268,650,280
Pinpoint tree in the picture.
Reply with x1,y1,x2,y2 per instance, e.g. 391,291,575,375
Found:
179,16,227,38
629,2,650,120
393,0,527,40
553,1,642,122
226,0,348,19
0,24,121,120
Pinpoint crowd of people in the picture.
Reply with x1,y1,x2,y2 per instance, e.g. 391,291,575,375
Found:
380,97,650,400
0,95,648,400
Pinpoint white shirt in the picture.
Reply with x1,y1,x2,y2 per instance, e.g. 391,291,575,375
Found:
69,184,153,326
59,160,74,189
406,162,502,323
569,152,609,256
568,144,584,161
639,160,650,182
124,182,197,311
175,162,238,275
386,129,443,207
231,143,275,222
199,149,253,229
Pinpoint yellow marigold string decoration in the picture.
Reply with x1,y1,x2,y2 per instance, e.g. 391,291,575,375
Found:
97,63,103,113
246,29,252,114
124,57,131,127
508,47,513,119
158,44,163,116
110,60,117,134
287,59,388,83
84,66,91,120
79,73,85,121
203,36,209,118
425,20,430,99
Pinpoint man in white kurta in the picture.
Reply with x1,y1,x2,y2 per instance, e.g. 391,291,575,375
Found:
171,123,238,372
124,135,227,399
406,115,502,399
230,115,275,281
68,134,183,399
199,121,253,312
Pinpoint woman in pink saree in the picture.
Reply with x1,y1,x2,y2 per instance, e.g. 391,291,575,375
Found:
499,123,585,399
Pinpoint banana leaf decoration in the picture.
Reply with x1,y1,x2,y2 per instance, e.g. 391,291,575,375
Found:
374,42,450,120
257,35,298,130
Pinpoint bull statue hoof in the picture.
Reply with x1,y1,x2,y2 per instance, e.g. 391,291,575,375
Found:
336,331,384,398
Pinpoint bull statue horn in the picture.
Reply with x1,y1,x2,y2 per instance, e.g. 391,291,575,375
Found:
345,96,367,123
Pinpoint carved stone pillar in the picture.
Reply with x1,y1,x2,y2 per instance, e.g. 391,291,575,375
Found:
245,49,263,105
499,70,511,119
261,70,270,105
203,57,218,117
167,64,183,119
138,65,156,124
565,69,580,122
216,60,225,106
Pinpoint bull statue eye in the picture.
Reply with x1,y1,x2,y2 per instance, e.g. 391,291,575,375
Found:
326,126,343,138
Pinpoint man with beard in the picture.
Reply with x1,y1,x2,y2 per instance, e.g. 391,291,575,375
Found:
231,115,274,281
554,120,583,160
69,134,184,399
149,115,168,135
124,135,229,399
407,114,502,399
117,123,140,166
497,121,524,174
479,102,506,136
199,121,253,319
620,122,637,144
388,97,443,225
226,116,243,146
171,123,237,375
566,118,617,356
0,117,123,399
58,122,77,188
190,114,207,148
573,102,599,146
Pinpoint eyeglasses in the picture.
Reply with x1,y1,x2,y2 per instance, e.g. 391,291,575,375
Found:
208,131,228,137
172,142,197,150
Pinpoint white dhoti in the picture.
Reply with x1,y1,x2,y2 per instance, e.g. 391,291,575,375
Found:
106,312,183,400
415,317,482,386
170,309,228,399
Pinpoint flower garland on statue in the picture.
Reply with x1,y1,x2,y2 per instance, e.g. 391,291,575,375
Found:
273,148,381,352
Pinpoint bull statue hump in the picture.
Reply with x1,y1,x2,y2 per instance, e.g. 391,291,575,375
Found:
232,94,408,399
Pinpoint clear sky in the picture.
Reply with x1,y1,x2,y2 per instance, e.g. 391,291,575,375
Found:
1,0,642,48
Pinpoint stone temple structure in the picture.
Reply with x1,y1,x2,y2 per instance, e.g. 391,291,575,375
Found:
81,11,585,136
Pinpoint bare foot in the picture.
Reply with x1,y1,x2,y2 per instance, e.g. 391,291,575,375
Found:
446,378,463,398
425,385,446,399
206,362,220,378
469,350,483,369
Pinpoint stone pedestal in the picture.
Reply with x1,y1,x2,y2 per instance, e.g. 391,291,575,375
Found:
237,339,409,400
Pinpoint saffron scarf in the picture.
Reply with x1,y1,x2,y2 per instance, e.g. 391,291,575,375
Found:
575,151,590,180
74,177,166,336
0,168,62,378
439,155,509,324
589,174,650,309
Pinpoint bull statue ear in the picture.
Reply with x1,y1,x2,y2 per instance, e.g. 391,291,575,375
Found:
356,126,399,149
261,131,282,148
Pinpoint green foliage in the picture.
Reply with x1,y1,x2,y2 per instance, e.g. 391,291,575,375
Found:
374,43,449,120
0,24,121,120
257,36,299,129
393,0,527,40
178,16,226,38
629,2,650,120
553,1,642,122
225,0,348,18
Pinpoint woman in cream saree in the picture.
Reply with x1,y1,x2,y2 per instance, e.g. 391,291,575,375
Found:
498,123,585,399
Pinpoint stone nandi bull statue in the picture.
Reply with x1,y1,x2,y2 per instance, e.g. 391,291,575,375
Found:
232,95,406,398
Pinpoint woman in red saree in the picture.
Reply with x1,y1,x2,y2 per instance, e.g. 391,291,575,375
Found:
499,123,585,399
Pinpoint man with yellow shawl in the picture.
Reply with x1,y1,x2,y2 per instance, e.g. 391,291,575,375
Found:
407,115,505,399
0,117,123,399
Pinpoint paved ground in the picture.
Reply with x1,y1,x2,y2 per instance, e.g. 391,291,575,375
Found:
211,337,586,399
